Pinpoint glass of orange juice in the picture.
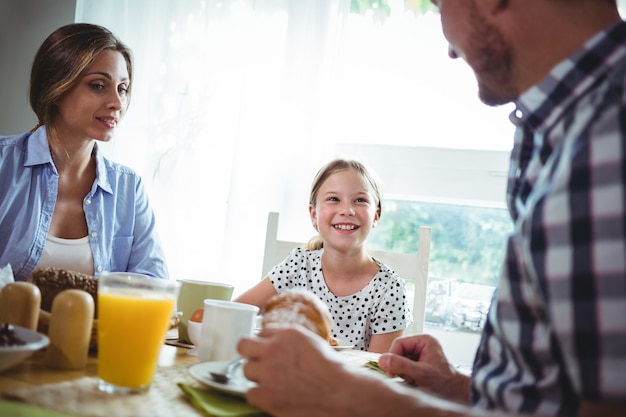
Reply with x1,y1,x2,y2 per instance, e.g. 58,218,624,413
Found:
97,272,180,394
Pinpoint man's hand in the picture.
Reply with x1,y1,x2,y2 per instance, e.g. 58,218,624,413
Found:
237,324,359,417
378,334,472,404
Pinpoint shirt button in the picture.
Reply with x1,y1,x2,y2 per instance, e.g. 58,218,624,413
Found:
97,266,103,272
85,199,91,205
91,232,98,238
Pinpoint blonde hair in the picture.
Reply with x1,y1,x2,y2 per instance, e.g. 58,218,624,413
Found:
306,159,383,250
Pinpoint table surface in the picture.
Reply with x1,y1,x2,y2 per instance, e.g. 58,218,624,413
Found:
0,333,383,416
0,343,196,395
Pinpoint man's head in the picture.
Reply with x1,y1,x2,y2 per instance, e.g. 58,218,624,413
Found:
431,0,622,106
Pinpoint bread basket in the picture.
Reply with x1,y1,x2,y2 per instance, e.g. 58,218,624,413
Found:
29,267,179,351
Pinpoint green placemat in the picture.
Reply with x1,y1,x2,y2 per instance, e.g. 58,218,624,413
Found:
178,383,266,417
0,399,80,417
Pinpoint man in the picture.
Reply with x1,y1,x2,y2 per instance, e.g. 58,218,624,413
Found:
237,1,626,416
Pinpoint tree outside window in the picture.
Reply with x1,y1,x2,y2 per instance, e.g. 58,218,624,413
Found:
367,199,513,332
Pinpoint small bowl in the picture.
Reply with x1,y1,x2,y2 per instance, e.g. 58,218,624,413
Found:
187,320,202,347
0,325,50,373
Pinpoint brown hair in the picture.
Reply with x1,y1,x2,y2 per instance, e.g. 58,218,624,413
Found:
306,158,383,250
29,23,133,133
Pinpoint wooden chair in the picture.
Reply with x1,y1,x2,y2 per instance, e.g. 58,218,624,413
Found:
261,212,432,334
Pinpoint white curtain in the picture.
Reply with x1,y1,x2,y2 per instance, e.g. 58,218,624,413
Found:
75,0,515,294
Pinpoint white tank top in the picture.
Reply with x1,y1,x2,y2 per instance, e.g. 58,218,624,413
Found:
38,234,95,275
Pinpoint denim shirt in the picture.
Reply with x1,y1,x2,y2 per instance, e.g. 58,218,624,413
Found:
0,126,169,281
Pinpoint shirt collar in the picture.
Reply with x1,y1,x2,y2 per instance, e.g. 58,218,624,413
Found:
93,142,113,195
515,20,626,132
24,125,113,195
24,125,54,167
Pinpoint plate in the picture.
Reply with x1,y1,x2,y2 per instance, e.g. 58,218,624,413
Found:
188,361,256,396
251,331,353,350
332,338,354,350
0,325,50,373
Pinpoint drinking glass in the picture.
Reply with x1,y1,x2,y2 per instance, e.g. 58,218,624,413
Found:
97,272,180,394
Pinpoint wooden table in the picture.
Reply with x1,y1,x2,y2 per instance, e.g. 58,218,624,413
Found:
0,343,197,396
0,336,383,416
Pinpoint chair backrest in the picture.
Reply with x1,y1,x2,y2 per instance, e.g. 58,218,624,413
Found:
262,212,432,334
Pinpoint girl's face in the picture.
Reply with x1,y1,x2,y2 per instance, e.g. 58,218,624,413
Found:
309,168,380,253
55,49,130,144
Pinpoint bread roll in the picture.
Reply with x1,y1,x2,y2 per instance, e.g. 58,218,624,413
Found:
28,267,98,317
28,267,180,326
263,289,338,346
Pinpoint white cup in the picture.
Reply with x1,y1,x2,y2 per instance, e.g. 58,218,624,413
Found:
198,300,259,362
176,280,234,343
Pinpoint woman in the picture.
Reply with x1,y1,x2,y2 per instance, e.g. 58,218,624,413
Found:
0,23,168,281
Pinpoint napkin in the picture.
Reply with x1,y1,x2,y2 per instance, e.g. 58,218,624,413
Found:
0,399,80,417
178,383,266,417
0,264,14,290
364,360,386,375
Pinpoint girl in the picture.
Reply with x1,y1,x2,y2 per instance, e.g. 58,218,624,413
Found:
236,159,411,352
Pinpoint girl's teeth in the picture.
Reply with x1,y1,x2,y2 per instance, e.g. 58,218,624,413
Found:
335,224,356,230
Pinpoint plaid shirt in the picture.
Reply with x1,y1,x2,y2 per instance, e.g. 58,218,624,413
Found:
471,21,626,416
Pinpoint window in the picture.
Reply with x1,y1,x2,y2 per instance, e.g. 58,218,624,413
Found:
369,200,511,288
77,0,515,310
369,199,510,331
336,143,511,332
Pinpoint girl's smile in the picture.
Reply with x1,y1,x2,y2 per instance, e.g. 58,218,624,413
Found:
310,168,379,252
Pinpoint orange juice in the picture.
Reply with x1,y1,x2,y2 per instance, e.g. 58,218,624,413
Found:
98,288,175,390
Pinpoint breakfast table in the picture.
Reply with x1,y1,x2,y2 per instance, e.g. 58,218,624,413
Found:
0,331,386,417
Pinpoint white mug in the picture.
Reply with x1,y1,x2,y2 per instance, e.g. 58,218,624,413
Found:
198,299,259,362
176,279,234,343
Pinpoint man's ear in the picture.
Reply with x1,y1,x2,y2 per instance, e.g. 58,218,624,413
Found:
481,0,509,15
493,0,509,13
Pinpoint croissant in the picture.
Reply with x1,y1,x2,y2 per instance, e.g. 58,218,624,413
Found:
263,289,338,346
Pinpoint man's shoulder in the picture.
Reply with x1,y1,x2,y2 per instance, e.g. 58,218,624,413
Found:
606,52,626,89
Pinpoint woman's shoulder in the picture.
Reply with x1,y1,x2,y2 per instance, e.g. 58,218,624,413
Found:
0,133,27,163
1,129,52,169
0,131,30,146
1,130,40,153
94,145,145,187
98,152,140,178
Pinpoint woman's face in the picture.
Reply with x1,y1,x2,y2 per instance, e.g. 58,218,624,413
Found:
309,168,380,253
55,49,130,143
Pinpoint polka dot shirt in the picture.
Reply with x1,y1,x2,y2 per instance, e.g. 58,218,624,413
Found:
268,248,412,351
